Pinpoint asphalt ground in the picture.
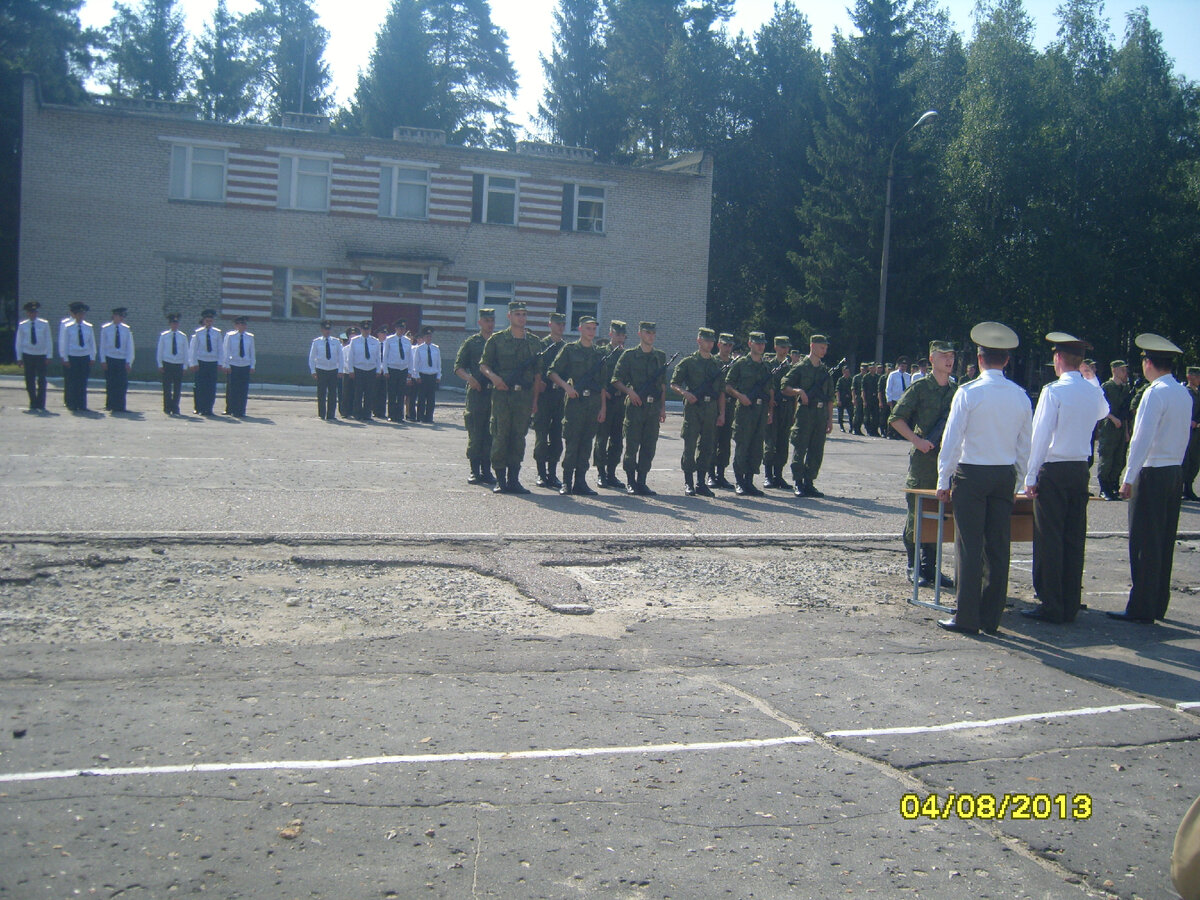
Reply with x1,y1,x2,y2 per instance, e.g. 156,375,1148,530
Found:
2,378,1199,899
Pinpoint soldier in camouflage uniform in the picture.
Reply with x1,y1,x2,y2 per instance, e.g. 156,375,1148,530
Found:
763,336,796,490
863,363,882,436
1097,360,1131,500
836,364,853,432
453,307,497,485
781,334,834,497
548,316,608,495
612,322,669,496
594,321,628,489
479,301,544,494
851,362,868,435
533,312,568,489
671,327,726,496
724,331,774,496
1185,366,1200,502
707,333,737,489
888,340,959,587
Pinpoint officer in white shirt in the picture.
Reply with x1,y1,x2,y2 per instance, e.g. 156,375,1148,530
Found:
910,358,929,383
412,325,442,423
189,308,226,416
59,301,97,412
223,316,256,417
156,313,189,415
935,322,1033,635
339,327,358,418
309,320,344,421
15,301,53,411
383,319,413,423
98,307,134,413
346,319,382,421
884,356,912,438
1109,333,1193,624
1022,333,1110,624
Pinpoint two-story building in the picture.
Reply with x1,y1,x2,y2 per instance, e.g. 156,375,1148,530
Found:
18,74,713,380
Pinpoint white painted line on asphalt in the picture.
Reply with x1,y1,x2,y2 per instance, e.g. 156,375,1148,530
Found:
0,703,1173,786
0,735,815,785
1178,702,1200,711
826,703,1158,738
0,530,906,541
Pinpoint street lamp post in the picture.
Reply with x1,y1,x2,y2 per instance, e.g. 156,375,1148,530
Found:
875,110,938,367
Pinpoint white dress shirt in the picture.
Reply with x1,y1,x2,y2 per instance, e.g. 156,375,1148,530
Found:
383,334,413,371
224,330,256,368
346,334,382,372
937,368,1033,490
99,321,134,365
59,319,97,360
15,318,53,359
885,368,911,402
1025,371,1110,487
412,340,442,378
189,326,227,366
910,370,927,383
157,328,190,366
1121,374,1192,484
310,334,345,373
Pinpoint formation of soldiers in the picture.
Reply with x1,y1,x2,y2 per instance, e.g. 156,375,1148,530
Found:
454,302,838,498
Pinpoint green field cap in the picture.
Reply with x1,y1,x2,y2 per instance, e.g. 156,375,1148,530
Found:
549,312,566,324
508,300,526,312
748,331,766,343
578,315,597,326
478,307,495,319
610,320,627,334
698,327,716,340
774,335,791,347
929,340,955,355
809,334,829,344
718,332,734,344
639,321,657,332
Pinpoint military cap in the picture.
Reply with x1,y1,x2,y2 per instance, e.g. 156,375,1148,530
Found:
1187,366,1200,376
774,335,791,347
319,319,333,329
917,358,930,367
698,327,716,340
970,321,1019,350
69,302,89,313
859,362,870,369
199,308,216,319
1045,331,1091,354
1083,358,1095,367
895,355,909,364
578,315,598,326
809,334,829,344
748,331,767,343
930,340,956,355
167,313,180,323
549,312,567,324
1135,333,1182,354
23,301,39,312
1109,359,1127,369
610,320,627,334
233,315,248,325
508,300,527,312
478,308,496,320
112,306,128,316
718,332,734,344
421,325,434,335
639,321,656,332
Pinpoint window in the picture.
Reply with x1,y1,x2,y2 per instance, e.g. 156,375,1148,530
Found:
376,272,423,294
278,155,330,211
169,145,226,202
556,285,601,331
467,280,514,325
471,174,517,225
272,268,324,319
379,166,429,219
560,184,606,233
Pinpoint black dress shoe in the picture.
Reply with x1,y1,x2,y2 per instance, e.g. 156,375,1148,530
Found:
937,618,978,634
695,483,714,497
908,568,932,588
1106,611,1154,624
923,571,955,589
1020,607,1062,623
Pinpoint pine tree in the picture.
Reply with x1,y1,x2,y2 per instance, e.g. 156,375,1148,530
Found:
538,0,622,157
347,0,438,138
242,0,333,122
191,0,255,122
99,0,191,101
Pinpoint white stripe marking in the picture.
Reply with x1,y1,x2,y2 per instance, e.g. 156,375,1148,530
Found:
826,703,1157,738
1178,701,1200,711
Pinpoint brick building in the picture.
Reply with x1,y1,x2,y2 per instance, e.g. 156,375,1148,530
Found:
18,75,713,380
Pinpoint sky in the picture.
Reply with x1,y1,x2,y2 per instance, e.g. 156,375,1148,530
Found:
78,0,1200,135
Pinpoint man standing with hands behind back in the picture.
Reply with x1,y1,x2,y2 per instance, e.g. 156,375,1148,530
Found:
935,322,1032,635
15,301,52,411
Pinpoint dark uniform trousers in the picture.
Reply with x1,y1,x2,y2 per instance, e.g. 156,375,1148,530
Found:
490,388,535,468
105,361,129,412
464,385,493,462
225,365,251,417
387,369,409,422
161,362,183,414
354,369,377,420
23,354,48,409
594,392,624,472
852,397,865,433
193,361,218,415
790,405,828,483
1126,465,1183,620
374,374,389,419
65,356,91,410
417,374,438,422
714,414,733,473
534,387,566,469
1031,461,1090,623
951,463,1017,633
732,401,768,480
341,372,357,418
904,447,939,572
680,398,719,475
765,399,794,472
563,393,603,478
316,369,338,420
1184,420,1200,495
1097,420,1127,493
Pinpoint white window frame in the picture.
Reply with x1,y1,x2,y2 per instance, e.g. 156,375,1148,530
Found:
169,144,227,202
278,154,331,212
575,185,605,233
483,175,517,226
466,280,514,326
378,165,430,220
562,285,601,332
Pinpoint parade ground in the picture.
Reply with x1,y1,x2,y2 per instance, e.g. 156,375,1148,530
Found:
2,379,1199,899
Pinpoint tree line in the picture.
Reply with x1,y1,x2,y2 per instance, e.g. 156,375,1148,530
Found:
3,0,1198,373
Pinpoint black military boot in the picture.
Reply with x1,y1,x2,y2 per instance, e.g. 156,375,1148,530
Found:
609,465,627,491
695,473,714,497
684,470,696,496
715,467,735,490
775,468,793,491
492,467,507,494
793,475,805,497
705,469,719,489
734,471,747,496
559,467,573,495
762,465,777,489
637,468,656,496
546,464,563,490
596,465,610,488
535,460,550,488
805,478,824,498
480,463,496,485
572,466,597,496
509,465,531,494
625,467,638,495
467,459,481,485
743,474,764,497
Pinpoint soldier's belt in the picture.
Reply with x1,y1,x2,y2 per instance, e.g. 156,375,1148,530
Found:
580,390,592,397
645,396,656,404
816,401,824,409
699,394,713,403
512,385,524,391
754,398,763,405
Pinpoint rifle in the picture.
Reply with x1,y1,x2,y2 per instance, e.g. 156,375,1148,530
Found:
575,345,612,395
506,339,558,388
745,358,786,404
633,352,679,402
597,346,625,399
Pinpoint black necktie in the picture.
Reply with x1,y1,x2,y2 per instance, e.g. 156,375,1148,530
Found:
29,321,37,345
206,329,212,353
77,323,84,347
239,334,245,358
325,337,331,360
115,326,121,349
426,344,432,366
171,332,178,355
398,339,405,360
364,338,370,361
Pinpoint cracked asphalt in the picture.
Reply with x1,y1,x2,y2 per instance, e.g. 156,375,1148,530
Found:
2,379,1199,899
